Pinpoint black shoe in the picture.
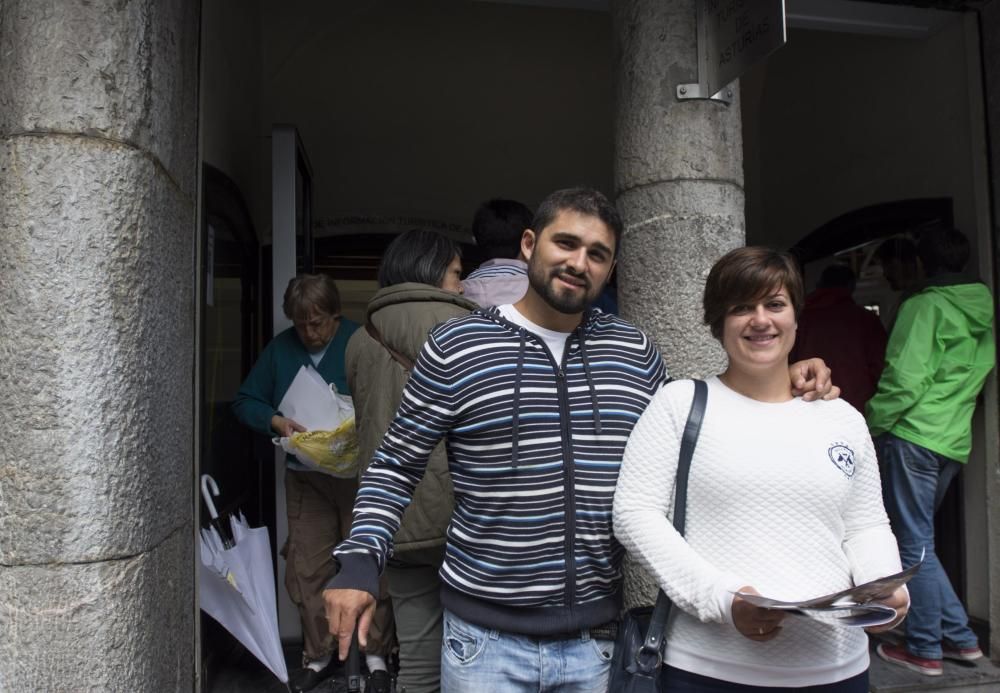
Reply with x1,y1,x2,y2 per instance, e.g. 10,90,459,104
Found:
366,669,392,693
290,663,336,692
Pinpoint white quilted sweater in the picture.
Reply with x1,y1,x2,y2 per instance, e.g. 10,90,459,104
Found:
613,377,902,687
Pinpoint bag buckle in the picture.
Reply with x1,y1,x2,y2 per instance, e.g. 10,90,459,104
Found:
634,643,663,673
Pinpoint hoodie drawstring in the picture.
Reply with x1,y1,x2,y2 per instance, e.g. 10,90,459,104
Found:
578,326,602,435
511,328,526,469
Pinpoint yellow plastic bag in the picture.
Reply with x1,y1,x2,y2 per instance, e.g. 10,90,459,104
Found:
282,417,360,478
273,374,360,477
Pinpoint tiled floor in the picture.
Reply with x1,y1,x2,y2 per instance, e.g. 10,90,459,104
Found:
869,636,1000,692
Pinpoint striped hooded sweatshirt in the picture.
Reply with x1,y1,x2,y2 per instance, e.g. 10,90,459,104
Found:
332,306,668,635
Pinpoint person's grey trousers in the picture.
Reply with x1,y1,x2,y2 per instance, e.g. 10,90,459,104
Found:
387,545,447,693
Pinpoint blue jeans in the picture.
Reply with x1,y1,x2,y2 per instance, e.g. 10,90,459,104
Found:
440,610,614,693
877,433,979,659
661,666,868,692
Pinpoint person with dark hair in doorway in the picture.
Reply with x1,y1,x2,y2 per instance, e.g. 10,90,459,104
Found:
323,187,838,692
790,263,887,412
615,247,906,692
231,274,360,692
376,229,465,293
876,237,921,294
346,229,476,693
870,227,996,677
461,198,533,307
875,236,922,329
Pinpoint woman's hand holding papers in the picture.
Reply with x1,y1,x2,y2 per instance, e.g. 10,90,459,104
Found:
864,586,910,633
732,586,787,642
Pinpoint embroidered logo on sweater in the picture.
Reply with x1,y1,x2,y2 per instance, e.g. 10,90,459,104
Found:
828,443,856,478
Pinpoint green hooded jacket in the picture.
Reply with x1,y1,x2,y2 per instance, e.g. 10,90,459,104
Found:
345,283,479,553
866,274,996,462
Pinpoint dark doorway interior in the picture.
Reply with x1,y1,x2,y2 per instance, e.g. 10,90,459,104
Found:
199,164,271,689
789,198,954,264
790,197,973,629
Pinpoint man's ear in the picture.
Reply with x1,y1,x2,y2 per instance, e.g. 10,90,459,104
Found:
521,228,537,261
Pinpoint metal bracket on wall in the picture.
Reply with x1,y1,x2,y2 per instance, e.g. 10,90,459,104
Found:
676,82,734,105
674,0,742,107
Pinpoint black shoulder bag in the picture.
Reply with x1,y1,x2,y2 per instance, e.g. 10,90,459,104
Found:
607,378,708,693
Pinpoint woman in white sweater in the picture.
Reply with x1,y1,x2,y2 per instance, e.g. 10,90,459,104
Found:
613,247,909,692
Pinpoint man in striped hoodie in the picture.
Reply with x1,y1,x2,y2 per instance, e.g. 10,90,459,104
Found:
324,188,833,692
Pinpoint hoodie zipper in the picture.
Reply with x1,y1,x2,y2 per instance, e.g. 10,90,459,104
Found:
553,335,578,606
490,307,586,606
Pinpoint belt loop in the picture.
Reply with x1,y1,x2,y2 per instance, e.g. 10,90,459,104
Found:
488,629,500,641
580,628,592,643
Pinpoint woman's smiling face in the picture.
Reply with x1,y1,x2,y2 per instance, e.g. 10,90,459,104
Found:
721,287,797,374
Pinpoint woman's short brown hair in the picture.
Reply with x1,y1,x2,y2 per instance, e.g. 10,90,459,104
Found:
703,246,804,340
282,273,341,320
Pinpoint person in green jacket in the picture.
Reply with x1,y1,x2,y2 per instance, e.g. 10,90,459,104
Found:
869,228,996,677
341,230,474,693
232,273,359,692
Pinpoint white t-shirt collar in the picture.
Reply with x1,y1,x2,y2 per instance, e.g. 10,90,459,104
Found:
498,304,572,364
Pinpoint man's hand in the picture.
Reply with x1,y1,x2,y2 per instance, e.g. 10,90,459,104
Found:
865,586,910,634
271,414,306,437
732,586,786,642
789,358,840,401
323,588,376,660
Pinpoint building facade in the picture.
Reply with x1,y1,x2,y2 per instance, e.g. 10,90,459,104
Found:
1,0,998,689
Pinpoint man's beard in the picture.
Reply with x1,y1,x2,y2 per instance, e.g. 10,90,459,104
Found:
527,261,601,315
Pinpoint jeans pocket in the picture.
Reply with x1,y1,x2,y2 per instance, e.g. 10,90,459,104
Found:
443,616,488,665
590,637,615,662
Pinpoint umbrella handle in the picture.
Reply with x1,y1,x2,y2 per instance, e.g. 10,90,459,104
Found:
346,628,362,692
200,474,221,520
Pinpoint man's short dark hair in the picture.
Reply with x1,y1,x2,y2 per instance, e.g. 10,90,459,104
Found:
378,229,461,289
703,246,805,341
531,188,623,255
817,263,856,290
472,199,533,259
918,227,970,276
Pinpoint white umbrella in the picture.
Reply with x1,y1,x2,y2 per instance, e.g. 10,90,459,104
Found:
199,475,289,687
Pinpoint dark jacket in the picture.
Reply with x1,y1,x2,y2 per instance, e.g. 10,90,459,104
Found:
790,287,887,412
345,283,478,553
232,320,359,469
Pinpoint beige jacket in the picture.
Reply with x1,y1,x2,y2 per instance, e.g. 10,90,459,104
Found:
345,282,479,553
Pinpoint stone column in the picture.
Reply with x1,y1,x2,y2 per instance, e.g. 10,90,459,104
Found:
0,1,199,689
612,0,745,607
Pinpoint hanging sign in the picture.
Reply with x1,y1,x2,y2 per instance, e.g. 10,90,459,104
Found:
700,0,786,95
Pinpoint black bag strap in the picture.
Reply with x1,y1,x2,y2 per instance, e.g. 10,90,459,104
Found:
634,379,708,672
365,322,416,371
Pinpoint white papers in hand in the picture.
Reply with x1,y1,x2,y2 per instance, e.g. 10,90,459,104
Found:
276,365,343,432
734,558,922,628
